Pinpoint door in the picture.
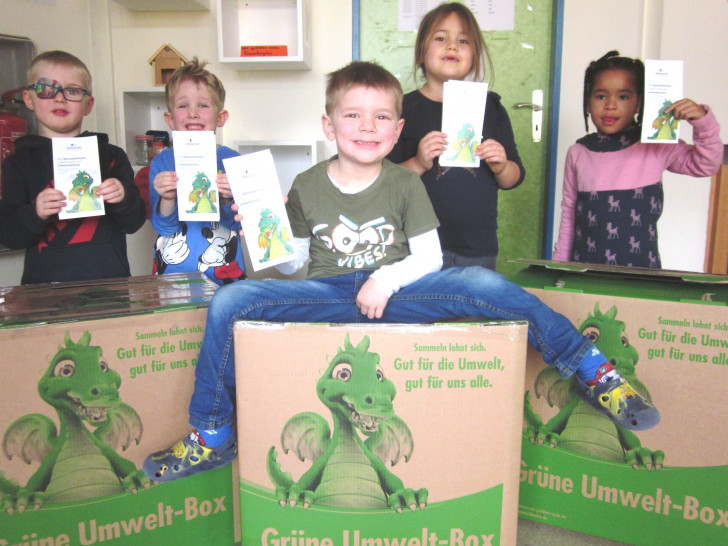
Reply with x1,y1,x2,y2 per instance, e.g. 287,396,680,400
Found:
357,0,558,278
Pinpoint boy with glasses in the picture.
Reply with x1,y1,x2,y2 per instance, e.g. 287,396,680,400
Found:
0,50,145,284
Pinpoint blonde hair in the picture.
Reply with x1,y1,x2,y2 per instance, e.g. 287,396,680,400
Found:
27,50,93,94
413,2,494,87
165,57,226,113
325,61,403,118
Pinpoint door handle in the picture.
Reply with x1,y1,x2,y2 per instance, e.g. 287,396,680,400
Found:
514,103,542,111
514,90,543,142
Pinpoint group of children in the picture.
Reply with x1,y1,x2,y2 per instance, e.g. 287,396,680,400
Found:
0,2,722,484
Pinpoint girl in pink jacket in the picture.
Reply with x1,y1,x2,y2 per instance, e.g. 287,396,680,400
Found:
553,51,722,268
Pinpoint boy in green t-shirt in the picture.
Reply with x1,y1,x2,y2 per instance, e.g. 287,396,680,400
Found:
144,62,660,487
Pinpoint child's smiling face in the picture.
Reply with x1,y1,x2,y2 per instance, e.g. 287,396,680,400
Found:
423,12,475,84
165,79,228,132
322,84,404,171
23,62,94,138
588,69,641,135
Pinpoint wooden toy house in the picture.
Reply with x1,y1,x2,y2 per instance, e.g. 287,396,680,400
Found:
148,44,188,85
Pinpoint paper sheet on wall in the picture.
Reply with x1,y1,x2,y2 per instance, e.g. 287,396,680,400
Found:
398,0,514,32
224,149,295,271
53,135,105,220
641,59,683,144
173,131,220,222
439,80,488,168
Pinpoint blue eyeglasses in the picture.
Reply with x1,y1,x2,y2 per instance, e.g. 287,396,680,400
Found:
26,82,90,102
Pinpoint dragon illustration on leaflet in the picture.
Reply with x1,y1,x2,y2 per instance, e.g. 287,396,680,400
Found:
187,171,218,214
258,208,293,263
523,303,665,470
447,123,478,163
648,99,679,141
267,334,428,512
2,332,149,512
67,170,102,213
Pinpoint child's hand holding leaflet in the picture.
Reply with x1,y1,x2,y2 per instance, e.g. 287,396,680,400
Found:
173,130,220,222
53,135,105,220
224,149,295,271
641,59,683,144
439,80,488,168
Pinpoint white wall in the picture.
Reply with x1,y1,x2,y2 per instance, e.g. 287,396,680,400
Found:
655,0,727,271
0,0,350,286
552,0,727,271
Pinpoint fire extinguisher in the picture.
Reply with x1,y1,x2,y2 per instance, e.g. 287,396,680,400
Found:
0,87,28,195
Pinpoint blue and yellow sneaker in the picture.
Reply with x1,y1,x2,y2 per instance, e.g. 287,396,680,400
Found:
576,363,660,431
143,429,237,482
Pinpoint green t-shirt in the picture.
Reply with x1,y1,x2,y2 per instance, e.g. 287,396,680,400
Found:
286,158,440,279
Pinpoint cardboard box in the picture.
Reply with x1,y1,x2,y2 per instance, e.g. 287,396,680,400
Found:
0,274,240,545
234,321,528,546
514,261,728,545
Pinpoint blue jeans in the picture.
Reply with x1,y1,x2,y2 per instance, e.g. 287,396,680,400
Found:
188,266,593,430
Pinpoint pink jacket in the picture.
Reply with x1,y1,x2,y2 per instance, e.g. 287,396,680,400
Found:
553,107,722,262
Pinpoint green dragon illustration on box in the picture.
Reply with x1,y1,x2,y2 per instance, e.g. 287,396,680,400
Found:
447,123,478,163
524,304,664,470
1,331,150,513
267,334,428,512
648,99,679,140
67,170,102,213
186,171,217,214
0,472,20,512
258,208,292,263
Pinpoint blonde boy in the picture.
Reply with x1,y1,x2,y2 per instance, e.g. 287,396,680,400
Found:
149,57,246,285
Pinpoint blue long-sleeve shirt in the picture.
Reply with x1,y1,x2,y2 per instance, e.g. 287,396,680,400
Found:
149,145,247,285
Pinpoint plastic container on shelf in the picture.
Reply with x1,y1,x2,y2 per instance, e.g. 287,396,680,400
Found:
146,130,169,164
134,134,153,166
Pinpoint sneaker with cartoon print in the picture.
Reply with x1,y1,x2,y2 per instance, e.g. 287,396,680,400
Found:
577,363,660,431
143,429,237,482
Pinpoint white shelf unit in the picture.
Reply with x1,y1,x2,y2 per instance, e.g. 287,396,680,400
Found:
217,0,311,70
118,88,169,168
110,0,210,11
234,140,324,194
